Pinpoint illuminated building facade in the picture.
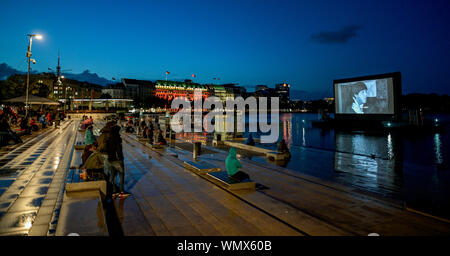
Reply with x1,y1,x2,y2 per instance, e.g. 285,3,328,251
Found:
154,80,209,102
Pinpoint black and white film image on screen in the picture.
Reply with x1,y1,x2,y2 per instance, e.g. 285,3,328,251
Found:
335,78,394,114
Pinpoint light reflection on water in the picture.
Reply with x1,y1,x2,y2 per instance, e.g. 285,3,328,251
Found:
434,133,443,165
272,113,450,218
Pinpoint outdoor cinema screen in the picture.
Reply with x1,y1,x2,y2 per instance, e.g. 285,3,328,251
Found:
334,77,395,115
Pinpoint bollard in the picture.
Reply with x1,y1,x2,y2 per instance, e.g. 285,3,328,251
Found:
193,142,201,160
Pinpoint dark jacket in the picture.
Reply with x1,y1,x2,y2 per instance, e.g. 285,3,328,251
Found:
106,125,124,161
97,125,111,154
81,151,104,170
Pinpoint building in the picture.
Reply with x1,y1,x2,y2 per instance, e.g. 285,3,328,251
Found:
255,85,268,92
223,83,246,98
102,83,126,99
254,87,276,98
205,84,225,102
275,83,290,107
49,54,102,104
121,79,155,100
154,80,209,102
52,78,102,104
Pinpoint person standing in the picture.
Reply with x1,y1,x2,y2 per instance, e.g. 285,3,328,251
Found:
97,121,115,195
46,112,52,126
39,114,47,129
104,123,130,199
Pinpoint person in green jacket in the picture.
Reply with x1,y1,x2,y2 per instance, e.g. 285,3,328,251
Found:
225,147,250,181
85,125,96,145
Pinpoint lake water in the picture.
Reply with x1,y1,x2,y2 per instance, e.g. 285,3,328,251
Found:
246,113,450,219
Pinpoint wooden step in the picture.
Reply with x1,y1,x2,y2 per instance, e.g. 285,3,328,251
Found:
184,160,221,174
55,190,108,236
66,181,107,198
206,171,255,191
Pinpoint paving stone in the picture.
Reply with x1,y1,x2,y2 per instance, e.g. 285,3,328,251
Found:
32,214,53,226
0,210,37,234
28,224,49,236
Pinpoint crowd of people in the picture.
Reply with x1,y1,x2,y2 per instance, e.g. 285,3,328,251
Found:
124,116,167,146
0,105,66,147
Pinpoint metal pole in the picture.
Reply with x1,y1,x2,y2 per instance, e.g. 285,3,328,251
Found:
64,83,66,114
193,142,201,160
25,36,32,117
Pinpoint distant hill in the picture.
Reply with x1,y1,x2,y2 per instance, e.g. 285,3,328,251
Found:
61,70,112,86
0,63,112,86
0,63,26,80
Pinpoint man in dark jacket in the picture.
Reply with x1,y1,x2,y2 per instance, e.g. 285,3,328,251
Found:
105,124,130,199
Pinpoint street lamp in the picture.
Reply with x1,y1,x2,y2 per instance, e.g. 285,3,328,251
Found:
25,34,43,117
60,76,67,114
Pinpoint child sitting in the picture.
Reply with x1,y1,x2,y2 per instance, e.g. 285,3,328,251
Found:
80,143,105,181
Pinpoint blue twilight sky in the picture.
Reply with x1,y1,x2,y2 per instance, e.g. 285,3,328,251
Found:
0,0,449,98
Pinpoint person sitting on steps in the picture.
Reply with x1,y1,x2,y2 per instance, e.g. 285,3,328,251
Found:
246,134,255,146
80,143,105,181
225,147,250,182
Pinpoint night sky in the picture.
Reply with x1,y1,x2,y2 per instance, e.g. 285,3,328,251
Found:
0,0,449,98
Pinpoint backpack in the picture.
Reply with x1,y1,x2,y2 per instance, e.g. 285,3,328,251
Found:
97,132,110,153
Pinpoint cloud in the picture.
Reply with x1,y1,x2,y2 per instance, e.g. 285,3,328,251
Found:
310,25,362,44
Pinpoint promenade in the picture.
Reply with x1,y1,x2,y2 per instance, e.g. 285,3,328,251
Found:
0,118,449,236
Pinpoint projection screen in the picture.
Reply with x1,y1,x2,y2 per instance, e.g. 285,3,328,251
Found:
334,77,395,115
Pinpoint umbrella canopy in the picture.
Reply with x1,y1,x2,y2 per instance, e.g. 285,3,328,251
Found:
2,95,60,105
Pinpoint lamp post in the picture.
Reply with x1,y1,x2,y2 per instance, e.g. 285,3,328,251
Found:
60,75,66,114
25,34,42,117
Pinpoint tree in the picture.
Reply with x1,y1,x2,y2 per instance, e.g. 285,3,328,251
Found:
1,74,25,100
0,74,52,101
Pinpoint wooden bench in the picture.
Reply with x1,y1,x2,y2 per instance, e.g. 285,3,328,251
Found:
183,160,221,173
206,171,255,191
266,151,291,161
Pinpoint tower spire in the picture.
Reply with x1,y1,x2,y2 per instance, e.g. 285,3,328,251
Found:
57,50,61,79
